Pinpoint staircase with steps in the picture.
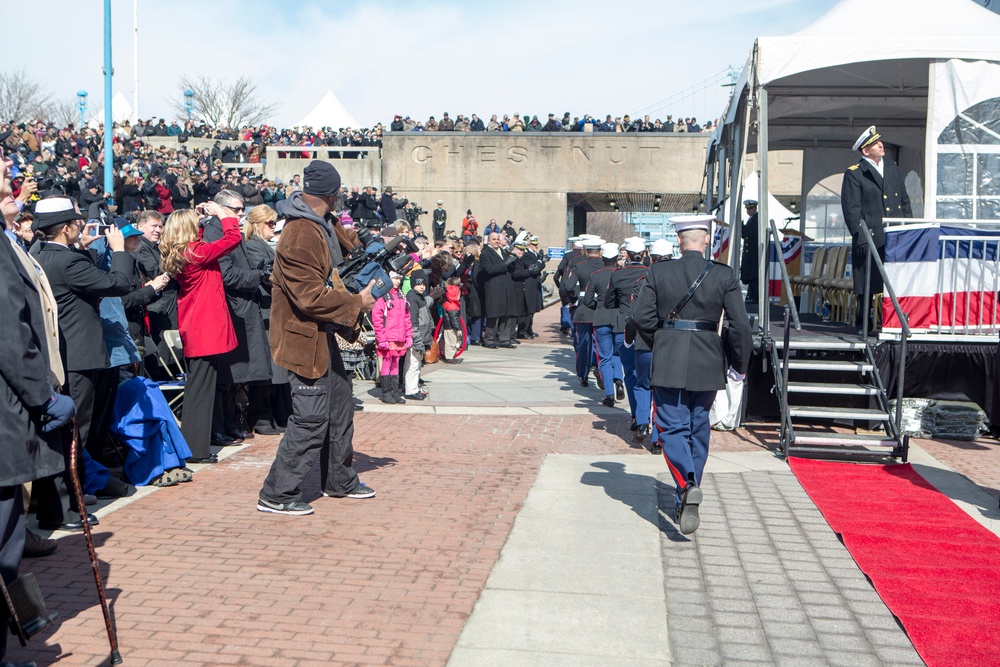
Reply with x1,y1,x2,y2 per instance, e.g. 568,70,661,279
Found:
769,313,908,461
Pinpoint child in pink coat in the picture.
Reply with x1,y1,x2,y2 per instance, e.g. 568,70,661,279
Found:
372,272,413,404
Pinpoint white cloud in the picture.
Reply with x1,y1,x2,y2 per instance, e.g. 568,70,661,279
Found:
5,0,836,128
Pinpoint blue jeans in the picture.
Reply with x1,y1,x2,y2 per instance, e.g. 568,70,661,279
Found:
652,386,714,509
594,326,623,398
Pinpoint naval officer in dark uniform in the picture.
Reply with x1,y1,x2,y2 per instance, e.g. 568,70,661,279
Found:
634,216,752,535
739,199,759,304
841,125,912,320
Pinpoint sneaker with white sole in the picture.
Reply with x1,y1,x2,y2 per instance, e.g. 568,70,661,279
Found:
256,497,314,515
323,483,376,499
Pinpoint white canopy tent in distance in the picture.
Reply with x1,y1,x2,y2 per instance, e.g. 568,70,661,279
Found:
706,0,1000,332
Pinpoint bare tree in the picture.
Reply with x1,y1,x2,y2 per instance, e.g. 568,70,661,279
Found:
170,75,280,129
585,211,637,243
0,68,53,124
49,98,80,129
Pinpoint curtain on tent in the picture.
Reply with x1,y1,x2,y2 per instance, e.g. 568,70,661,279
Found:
928,59,1000,221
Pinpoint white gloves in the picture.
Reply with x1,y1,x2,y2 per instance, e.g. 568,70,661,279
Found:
727,366,746,382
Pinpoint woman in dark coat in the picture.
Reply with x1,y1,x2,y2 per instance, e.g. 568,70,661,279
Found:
243,205,290,434
121,174,143,213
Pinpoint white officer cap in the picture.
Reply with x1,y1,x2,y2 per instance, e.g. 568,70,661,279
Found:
743,199,758,206
852,125,881,152
579,234,601,240
601,242,620,259
623,237,645,253
649,238,674,256
582,238,604,250
669,214,715,232
572,239,585,249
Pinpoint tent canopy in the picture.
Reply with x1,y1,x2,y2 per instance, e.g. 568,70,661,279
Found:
88,91,135,127
722,0,1000,151
297,91,360,131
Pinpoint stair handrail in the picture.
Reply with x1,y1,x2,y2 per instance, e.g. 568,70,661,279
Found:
769,219,802,331
780,305,795,454
857,221,910,440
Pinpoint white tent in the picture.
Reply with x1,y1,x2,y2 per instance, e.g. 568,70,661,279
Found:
706,0,1000,321
297,91,360,130
87,91,136,127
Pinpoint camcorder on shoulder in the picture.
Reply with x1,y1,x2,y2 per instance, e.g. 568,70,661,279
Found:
336,226,418,299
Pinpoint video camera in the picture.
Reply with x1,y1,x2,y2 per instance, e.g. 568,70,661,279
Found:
336,226,418,299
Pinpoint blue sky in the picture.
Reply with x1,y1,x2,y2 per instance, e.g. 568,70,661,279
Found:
10,0,845,128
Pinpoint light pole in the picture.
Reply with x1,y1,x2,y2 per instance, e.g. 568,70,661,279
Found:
103,0,114,198
77,91,88,128
184,89,194,122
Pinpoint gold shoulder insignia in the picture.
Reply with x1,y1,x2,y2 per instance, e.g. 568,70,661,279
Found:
848,164,860,171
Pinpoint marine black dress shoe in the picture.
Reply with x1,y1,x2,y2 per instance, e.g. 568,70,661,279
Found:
615,379,626,402
650,441,662,455
678,483,703,535
38,514,100,532
632,424,650,444
629,419,639,431
601,396,616,408
580,377,589,387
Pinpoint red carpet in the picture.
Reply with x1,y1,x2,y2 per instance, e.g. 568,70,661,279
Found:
789,458,1000,667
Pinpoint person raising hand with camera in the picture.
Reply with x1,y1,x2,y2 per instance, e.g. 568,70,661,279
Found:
258,160,377,517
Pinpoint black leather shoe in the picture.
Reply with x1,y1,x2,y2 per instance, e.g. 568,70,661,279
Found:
190,454,219,464
615,380,626,402
580,378,589,387
629,419,639,431
679,483,703,535
211,432,238,446
632,425,650,444
601,396,616,408
38,514,100,532
509,339,520,345
499,343,516,349
404,393,426,401
254,422,283,436
651,440,662,455
484,343,499,349
227,429,253,440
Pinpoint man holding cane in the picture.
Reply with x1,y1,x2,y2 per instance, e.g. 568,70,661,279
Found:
258,161,377,516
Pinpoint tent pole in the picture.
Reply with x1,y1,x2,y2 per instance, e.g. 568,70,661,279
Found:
758,85,771,332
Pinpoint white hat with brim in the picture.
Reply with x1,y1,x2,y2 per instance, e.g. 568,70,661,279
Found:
582,239,604,250
853,125,881,152
601,242,620,259
670,214,715,233
623,238,646,253
650,239,674,256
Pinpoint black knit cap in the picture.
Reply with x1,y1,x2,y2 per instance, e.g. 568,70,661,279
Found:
303,160,342,197
410,269,428,287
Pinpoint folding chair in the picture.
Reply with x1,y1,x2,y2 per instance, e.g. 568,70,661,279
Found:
155,330,186,422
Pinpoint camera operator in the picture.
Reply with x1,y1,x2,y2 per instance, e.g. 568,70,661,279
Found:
258,160,377,516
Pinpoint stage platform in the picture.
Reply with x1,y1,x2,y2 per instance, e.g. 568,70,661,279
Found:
745,304,1000,428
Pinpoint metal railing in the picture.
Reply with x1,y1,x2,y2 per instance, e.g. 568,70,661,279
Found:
858,222,910,439
936,235,1000,335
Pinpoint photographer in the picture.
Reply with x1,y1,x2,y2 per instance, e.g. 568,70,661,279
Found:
258,160,377,517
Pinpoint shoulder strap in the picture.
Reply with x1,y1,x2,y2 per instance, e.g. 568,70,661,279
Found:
667,262,714,319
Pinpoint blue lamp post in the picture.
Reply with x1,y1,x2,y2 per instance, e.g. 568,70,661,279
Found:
184,89,195,122
77,91,88,128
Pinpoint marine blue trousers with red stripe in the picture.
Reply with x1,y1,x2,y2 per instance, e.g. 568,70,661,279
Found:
634,349,652,426
573,323,595,382
594,325,623,398
652,386,715,509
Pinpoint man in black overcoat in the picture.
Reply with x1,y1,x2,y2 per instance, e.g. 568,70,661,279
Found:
479,232,517,348
634,216,752,535
739,199,759,304
841,126,912,310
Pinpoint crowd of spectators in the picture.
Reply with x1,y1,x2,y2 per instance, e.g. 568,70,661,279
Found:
388,112,715,133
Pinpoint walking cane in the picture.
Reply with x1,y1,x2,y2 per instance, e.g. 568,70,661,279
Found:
68,421,123,664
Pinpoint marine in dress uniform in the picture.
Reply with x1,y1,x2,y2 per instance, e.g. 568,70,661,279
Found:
634,216,752,535
583,243,625,407
607,238,652,439
634,238,675,451
570,239,605,386
840,125,912,312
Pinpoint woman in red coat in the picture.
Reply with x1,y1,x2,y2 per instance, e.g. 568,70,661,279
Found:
155,179,174,215
160,201,243,462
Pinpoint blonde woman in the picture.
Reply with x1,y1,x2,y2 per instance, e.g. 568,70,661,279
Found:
244,205,290,435
160,201,243,463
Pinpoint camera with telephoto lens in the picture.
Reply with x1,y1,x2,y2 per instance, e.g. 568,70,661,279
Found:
335,226,418,299
404,201,426,225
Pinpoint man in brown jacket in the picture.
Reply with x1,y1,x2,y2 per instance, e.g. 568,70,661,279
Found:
258,160,377,516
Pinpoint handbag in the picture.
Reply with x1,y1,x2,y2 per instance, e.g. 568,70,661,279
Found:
423,339,440,364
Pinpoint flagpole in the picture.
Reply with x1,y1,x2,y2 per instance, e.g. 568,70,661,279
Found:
103,0,114,198
133,0,139,121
